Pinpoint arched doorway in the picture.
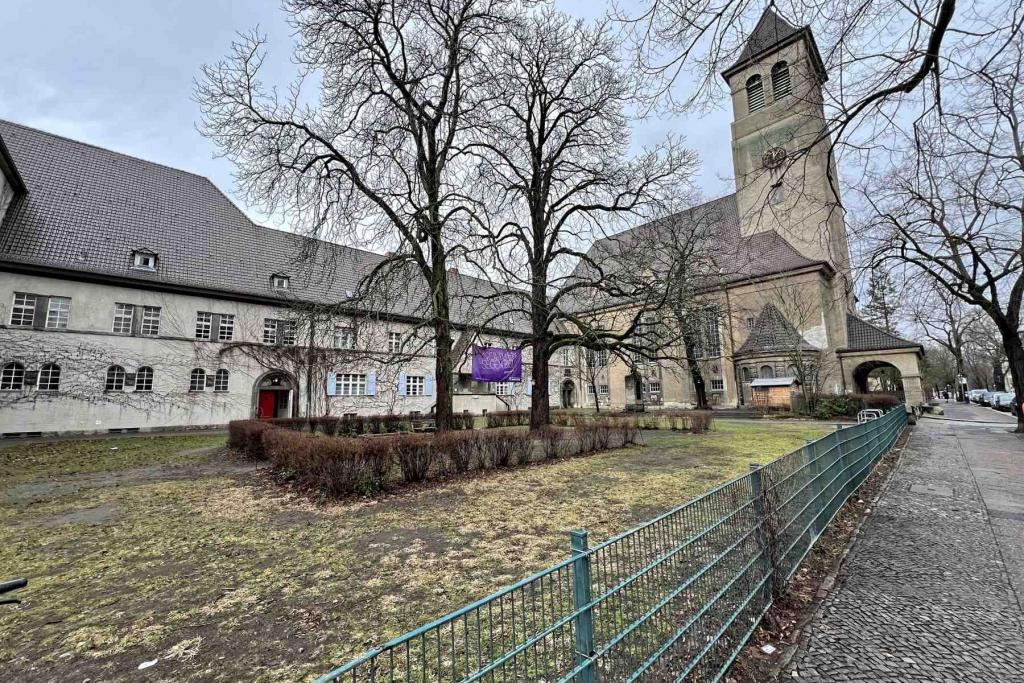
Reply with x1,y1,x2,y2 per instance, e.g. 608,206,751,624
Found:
853,361,905,400
561,380,576,408
253,371,296,418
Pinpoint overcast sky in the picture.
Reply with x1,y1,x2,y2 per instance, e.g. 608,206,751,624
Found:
0,0,736,226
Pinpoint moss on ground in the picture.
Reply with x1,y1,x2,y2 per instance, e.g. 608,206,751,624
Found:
0,420,828,682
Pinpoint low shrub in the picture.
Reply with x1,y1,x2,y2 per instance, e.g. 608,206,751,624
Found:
688,411,714,434
434,431,474,474
227,419,274,459
394,434,435,483
537,426,574,459
486,410,530,428
451,413,476,430
852,393,901,411
813,394,858,419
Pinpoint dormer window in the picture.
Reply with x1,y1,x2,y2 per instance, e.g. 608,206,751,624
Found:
132,250,157,271
271,274,290,290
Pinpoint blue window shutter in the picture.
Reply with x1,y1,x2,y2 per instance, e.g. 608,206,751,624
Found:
424,374,433,396
367,372,377,396
326,372,337,396
398,372,407,396
526,379,533,396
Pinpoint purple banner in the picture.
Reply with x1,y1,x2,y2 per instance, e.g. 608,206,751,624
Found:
471,345,523,382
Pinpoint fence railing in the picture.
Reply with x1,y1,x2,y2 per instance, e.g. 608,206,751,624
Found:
317,408,907,683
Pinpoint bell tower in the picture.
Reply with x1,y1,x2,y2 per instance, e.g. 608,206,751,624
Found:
721,9,852,297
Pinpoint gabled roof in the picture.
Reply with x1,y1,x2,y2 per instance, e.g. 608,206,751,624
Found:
0,119,527,333
735,303,818,356
566,194,824,312
844,314,922,353
721,7,827,81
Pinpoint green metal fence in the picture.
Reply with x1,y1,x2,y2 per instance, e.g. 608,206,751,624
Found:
317,408,907,683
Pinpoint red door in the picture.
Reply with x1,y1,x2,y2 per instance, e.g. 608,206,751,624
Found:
257,391,276,419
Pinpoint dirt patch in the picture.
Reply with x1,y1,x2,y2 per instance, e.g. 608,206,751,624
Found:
2,460,261,506
726,427,911,682
32,502,119,528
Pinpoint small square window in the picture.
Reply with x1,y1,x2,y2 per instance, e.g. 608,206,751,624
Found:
132,251,157,271
272,275,290,290
710,378,725,392
745,316,756,331
406,375,425,396
334,326,355,350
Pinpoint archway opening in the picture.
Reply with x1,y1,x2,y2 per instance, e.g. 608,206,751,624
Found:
254,371,296,418
853,360,905,400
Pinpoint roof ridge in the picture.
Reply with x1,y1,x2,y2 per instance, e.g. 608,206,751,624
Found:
0,118,213,182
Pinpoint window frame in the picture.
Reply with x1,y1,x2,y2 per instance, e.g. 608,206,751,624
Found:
746,74,765,112
112,302,135,335
105,365,126,392
1,362,26,391
189,368,207,392
45,296,71,330
9,292,36,327
140,306,161,336
771,61,792,100
710,378,725,392
406,374,425,396
132,251,157,271
262,319,278,345
213,368,229,392
217,313,235,342
135,366,154,392
195,311,213,341
37,363,61,392
271,275,290,290
338,373,367,396
388,331,403,354
334,326,355,350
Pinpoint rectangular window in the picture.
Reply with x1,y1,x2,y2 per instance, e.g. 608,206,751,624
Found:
493,381,514,396
217,314,235,341
703,308,722,358
10,293,36,327
281,321,297,346
710,378,725,392
600,384,610,395
112,303,135,334
338,373,367,396
746,316,756,331
262,319,278,344
406,375,425,396
587,384,595,396
388,332,403,354
141,306,161,336
46,297,70,329
648,381,661,393
195,311,213,340
334,326,355,349
562,347,573,366
135,367,154,392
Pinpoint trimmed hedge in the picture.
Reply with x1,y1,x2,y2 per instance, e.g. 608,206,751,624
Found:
485,410,530,428
227,416,641,498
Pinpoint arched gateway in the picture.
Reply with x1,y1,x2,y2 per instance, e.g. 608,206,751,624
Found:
838,317,924,405
253,371,297,419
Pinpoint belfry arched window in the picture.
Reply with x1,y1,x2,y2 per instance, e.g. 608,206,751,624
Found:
746,75,765,112
772,61,791,100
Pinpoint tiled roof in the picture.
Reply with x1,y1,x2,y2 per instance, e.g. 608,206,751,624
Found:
727,8,801,72
0,119,526,332
844,314,921,352
567,194,822,312
735,303,818,356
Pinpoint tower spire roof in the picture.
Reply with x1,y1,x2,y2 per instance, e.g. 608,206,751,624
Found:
721,7,826,81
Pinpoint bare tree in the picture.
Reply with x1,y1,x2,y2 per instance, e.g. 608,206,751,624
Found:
911,283,983,401
195,0,524,431
464,9,698,428
863,267,901,333
859,40,1024,430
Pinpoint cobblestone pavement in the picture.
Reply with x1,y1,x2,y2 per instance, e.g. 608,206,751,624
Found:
790,405,1024,682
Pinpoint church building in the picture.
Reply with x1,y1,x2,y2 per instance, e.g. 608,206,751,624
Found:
563,9,924,411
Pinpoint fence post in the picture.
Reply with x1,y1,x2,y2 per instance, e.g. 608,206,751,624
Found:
749,463,775,590
807,438,824,538
570,530,595,683
835,424,850,502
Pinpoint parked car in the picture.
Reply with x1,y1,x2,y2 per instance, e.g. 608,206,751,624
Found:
979,391,996,406
968,389,987,403
993,392,1017,411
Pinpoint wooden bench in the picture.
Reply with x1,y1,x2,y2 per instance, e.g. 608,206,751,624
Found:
411,419,436,433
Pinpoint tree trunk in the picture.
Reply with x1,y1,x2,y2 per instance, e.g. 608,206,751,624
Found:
684,337,708,409
431,251,454,432
530,339,551,431
1002,332,1024,433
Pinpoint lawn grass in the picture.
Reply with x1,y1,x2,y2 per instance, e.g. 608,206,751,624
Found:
0,420,829,682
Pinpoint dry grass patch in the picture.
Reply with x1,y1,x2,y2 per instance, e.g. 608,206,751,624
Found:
0,420,829,682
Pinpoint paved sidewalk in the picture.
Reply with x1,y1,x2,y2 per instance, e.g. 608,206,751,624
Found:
790,404,1024,682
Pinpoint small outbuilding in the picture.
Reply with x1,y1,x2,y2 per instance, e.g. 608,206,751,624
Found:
749,376,801,408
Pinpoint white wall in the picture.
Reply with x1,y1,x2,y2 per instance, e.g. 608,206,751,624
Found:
0,272,563,435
